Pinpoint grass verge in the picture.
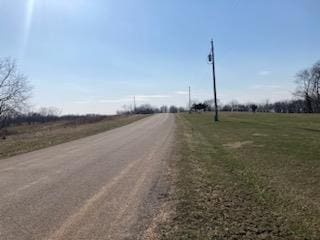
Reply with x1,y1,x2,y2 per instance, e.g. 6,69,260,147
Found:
160,112,320,240
0,114,147,159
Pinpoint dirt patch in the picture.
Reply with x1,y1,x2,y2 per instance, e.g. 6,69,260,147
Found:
253,133,268,137
223,141,253,149
142,202,173,240
253,144,265,148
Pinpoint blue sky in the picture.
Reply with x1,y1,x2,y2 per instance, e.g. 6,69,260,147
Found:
0,0,319,114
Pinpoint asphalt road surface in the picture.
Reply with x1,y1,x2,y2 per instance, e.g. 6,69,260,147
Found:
0,114,175,240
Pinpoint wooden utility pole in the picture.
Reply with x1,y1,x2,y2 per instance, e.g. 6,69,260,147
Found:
189,86,191,113
133,96,136,113
209,39,219,122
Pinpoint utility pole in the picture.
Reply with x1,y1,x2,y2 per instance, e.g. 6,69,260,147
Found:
133,96,136,113
208,39,219,122
189,86,191,113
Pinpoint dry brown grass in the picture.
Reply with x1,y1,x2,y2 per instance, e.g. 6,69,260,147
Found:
160,112,320,240
0,114,147,159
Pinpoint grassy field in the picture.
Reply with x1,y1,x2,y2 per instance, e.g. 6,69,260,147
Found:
161,112,320,240
0,114,147,159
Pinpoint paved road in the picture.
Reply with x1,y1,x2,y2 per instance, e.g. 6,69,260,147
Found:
0,114,175,240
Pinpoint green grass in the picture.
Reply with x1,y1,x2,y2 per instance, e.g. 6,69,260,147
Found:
0,114,147,159
161,112,320,240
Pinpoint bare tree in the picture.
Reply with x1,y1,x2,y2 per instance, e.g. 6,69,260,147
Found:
295,69,312,112
230,100,238,112
310,61,320,112
160,105,168,113
0,58,31,129
294,62,320,113
38,107,61,117
169,105,178,113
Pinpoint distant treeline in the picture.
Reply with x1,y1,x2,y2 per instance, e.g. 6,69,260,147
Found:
1,107,110,129
116,97,319,116
117,104,187,115
7,114,109,125
1,105,186,130
188,99,318,113
220,99,308,113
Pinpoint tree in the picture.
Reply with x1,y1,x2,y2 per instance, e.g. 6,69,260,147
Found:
169,105,178,113
160,105,168,113
38,107,61,117
135,104,157,114
295,69,313,112
295,60,320,113
310,61,320,112
191,103,209,112
204,99,214,111
221,104,232,111
251,104,258,112
230,100,239,112
178,107,186,112
0,58,31,129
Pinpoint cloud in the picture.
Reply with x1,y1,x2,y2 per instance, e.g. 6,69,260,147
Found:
220,84,293,104
250,84,281,90
73,100,92,104
73,98,130,104
73,94,170,105
135,94,170,100
98,98,131,103
258,70,271,76
99,95,170,103
174,91,188,95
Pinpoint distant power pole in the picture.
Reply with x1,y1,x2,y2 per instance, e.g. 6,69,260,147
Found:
189,86,191,113
133,96,136,113
208,39,219,122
